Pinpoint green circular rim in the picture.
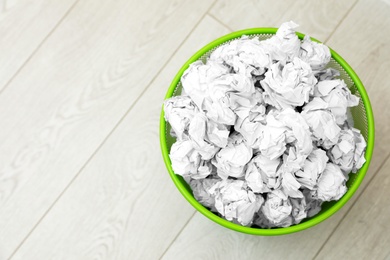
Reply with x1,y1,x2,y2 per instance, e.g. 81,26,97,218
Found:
159,28,375,236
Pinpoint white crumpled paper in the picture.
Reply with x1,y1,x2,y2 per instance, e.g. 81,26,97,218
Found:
329,128,366,174
304,79,359,125
181,60,235,125
313,163,347,201
303,188,322,217
256,113,288,159
234,89,266,147
245,153,281,191
182,59,259,126
189,177,220,211
210,36,271,77
169,140,206,179
296,148,328,190
281,171,303,198
261,57,317,110
164,21,367,228
261,190,293,227
277,108,313,171
261,21,301,62
209,179,264,226
164,96,198,141
290,197,308,224
188,113,221,160
315,68,340,81
212,132,253,179
299,35,331,71
164,95,230,151
302,109,341,149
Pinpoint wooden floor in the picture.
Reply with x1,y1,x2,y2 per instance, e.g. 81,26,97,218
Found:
0,0,389,259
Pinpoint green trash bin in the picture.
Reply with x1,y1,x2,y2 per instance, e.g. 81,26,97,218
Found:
160,28,375,236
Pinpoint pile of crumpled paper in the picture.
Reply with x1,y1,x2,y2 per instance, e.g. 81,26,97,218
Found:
163,21,366,228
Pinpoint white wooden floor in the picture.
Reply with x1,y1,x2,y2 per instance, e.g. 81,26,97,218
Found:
0,0,389,259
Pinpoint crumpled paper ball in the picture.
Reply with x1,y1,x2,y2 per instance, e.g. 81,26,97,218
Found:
164,96,198,140
299,35,331,71
261,190,293,227
304,79,359,125
328,128,366,173
212,132,253,179
261,57,317,109
209,179,264,226
210,36,271,77
312,163,347,201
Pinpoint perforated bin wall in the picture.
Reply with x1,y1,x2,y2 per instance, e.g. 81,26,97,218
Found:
160,29,374,235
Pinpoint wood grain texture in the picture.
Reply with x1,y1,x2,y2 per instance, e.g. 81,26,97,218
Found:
163,212,327,260
0,0,213,258
326,0,390,149
0,0,77,91
314,0,390,258
161,1,390,259
10,15,229,260
0,0,388,259
209,0,294,30
209,0,356,40
316,158,390,260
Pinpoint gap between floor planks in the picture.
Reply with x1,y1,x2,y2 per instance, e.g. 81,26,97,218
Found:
8,1,218,258
0,0,80,96
313,153,390,259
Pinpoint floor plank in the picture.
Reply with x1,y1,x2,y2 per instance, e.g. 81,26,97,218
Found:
314,0,390,258
209,0,293,31
10,15,228,260
161,0,389,258
0,0,213,258
316,156,390,260
0,0,77,91
326,0,390,148
1,0,388,259
209,0,356,40
163,212,324,260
